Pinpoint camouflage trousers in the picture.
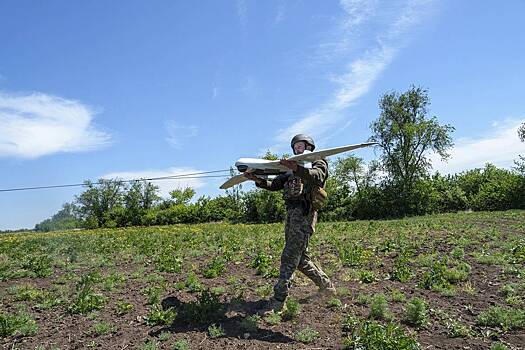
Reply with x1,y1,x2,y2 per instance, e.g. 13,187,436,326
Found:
273,205,333,302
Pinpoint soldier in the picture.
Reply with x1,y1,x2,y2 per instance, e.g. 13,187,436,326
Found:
245,134,336,314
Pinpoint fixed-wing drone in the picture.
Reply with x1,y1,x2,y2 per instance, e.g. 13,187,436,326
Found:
219,142,377,189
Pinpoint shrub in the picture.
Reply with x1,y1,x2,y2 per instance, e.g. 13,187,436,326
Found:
0,311,38,337
477,306,525,331
203,256,226,278
369,294,389,320
208,324,225,338
144,305,177,326
239,315,260,333
342,319,419,350
179,290,225,325
294,326,320,343
282,298,300,320
404,297,428,328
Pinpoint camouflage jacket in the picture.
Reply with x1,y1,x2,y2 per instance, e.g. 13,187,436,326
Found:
255,159,328,208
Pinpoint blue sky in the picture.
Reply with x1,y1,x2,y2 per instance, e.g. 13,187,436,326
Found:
1,0,524,230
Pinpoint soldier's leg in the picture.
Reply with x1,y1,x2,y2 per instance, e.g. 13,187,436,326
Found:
273,206,309,302
297,251,333,289
297,210,335,290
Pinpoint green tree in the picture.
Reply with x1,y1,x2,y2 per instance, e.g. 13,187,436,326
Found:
75,179,125,228
169,187,196,206
370,86,454,214
34,202,81,232
515,122,525,175
124,181,160,225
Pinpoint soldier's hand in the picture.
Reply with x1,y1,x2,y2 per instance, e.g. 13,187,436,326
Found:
244,172,259,182
279,158,298,172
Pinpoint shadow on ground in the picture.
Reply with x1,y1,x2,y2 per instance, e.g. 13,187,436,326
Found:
149,295,294,344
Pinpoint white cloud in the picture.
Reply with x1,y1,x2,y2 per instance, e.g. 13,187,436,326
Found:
101,167,207,197
430,119,525,175
165,121,198,149
0,92,111,158
274,0,434,149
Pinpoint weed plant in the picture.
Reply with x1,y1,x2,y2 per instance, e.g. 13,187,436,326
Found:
264,311,282,325
178,289,225,325
91,321,117,336
282,298,300,320
369,294,390,320
173,339,189,350
115,301,134,315
477,306,525,331
342,319,419,350
144,305,177,326
0,311,38,337
294,326,320,343
404,297,429,328
239,314,260,333
208,323,225,338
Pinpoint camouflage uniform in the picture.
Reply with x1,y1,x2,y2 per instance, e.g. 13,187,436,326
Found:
256,159,333,302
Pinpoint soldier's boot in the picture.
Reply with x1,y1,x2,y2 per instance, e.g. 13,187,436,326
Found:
257,297,286,317
318,283,337,297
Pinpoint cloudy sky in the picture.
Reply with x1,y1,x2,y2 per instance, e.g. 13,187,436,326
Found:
1,0,524,230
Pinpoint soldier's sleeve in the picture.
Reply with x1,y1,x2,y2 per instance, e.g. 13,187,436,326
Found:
255,173,288,191
294,159,328,186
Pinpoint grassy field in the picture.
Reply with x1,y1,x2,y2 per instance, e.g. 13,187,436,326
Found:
1,210,524,349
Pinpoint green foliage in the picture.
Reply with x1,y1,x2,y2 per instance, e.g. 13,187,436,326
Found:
91,321,117,336
250,251,279,278
144,305,177,326
369,294,390,320
370,85,454,215
490,342,509,350
294,326,320,343
391,255,413,282
239,315,260,333
339,243,371,267
477,306,525,331
185,272,204,293
282,298,300,320
68,273,106,314
202,256,226,278
207,323,225,338
115,301,134,315
359,270,376,283
178,290,225,325
263,311,282,325
342,319,419,350
327,297,343,308
0,311,38,337
173,339,189,350
34,202,81,232
404,297,429,328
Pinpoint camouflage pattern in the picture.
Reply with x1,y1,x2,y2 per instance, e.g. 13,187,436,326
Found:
256,158,333,302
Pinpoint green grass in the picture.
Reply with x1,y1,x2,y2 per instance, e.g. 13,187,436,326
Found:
0,210,524,349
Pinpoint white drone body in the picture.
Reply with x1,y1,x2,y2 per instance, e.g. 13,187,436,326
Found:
220,142,377,189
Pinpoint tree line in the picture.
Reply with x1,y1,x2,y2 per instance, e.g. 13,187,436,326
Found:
35,86,525,232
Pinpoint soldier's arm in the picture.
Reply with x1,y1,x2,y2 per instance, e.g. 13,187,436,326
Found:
255,173,288,191
294,159,328,186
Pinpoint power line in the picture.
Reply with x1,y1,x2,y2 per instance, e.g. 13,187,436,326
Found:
0,169,233,193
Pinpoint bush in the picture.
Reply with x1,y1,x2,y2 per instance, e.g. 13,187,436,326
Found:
342,319,419,350
404,297,428,328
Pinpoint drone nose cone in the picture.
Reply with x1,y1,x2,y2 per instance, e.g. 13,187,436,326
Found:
236,165,248,173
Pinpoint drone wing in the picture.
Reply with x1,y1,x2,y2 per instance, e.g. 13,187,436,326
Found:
287,142,377,162
219,174,249,190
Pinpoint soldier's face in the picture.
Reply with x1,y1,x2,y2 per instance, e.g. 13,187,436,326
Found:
293,141,306,154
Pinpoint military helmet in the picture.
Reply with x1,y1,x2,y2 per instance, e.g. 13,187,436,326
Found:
291,134,315,152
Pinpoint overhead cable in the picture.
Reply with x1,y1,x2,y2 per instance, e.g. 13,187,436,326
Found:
0,169,233,193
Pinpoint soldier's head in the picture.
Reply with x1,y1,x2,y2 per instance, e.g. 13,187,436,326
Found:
291,134,315,155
